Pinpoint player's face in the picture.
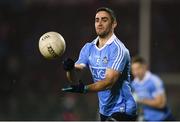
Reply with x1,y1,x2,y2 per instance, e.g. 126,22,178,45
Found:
95,11,116,38
131,63,147,80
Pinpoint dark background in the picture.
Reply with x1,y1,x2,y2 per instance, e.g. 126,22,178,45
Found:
0,0,179,120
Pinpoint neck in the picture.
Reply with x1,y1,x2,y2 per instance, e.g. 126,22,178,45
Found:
98,32,113,48
139,71,147,81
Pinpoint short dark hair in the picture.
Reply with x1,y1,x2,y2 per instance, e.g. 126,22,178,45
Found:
132,56,146,64
96,7,116,22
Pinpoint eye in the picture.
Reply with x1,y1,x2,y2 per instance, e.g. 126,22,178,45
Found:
102,17,108,22
95,18,99,22
102,19,107,22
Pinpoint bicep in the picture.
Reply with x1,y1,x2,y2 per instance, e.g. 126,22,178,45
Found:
75,64,86,70
104,68,121,88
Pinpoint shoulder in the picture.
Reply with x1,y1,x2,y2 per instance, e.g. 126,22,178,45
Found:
83,37,98,48
149,73,164,87
109,39,130,62
81,41,94,50
111,37,129,54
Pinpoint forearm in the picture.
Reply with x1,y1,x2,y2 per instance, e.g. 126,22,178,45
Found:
62,68,119,94
66,70,76,82
87,80,113,92
66,68,81,82
139,97,166,109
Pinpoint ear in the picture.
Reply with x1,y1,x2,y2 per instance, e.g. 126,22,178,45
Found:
143,64,148,71
112,20,117,29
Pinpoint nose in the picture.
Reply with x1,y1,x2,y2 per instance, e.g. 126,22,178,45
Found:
97,20,103,26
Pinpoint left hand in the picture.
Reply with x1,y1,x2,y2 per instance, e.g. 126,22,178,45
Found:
61,82,88,93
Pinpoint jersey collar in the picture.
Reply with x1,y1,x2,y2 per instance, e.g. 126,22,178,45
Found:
93,34,116,45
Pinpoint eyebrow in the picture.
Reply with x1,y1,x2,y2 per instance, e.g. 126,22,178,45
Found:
95,17,109,20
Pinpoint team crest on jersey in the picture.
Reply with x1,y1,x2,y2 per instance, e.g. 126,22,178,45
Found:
102,56,108,64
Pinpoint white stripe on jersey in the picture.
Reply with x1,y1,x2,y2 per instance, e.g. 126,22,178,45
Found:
112,39,121,69
89,66,106,69
112,39,124,70
114,39,124,70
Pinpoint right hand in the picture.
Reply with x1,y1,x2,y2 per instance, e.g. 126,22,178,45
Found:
61,81,88,94
62,58,75,71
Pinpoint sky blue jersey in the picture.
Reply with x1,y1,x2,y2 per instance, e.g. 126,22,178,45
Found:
76,34,137,116
131,71,172,121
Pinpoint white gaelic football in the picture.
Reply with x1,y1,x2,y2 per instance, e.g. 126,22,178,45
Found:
39,31,66,59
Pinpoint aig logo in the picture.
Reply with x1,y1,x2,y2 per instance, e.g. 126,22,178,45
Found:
91,67,106,81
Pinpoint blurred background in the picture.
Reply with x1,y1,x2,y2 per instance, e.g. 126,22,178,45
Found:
0,0,180,120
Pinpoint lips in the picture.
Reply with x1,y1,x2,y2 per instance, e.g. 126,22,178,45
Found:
97,26,103,29
97,27,103,31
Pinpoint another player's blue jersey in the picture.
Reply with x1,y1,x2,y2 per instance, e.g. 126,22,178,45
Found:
76,34,137,116
131,71,172,121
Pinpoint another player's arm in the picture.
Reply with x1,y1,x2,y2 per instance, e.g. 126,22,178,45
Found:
138,93,167,109
86,68,120,92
